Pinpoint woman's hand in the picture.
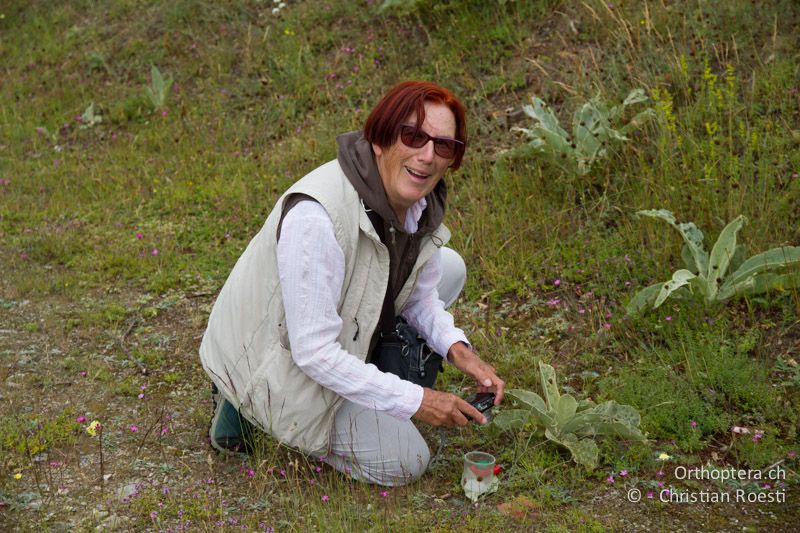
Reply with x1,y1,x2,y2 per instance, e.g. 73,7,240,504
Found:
412,388,487,427
446,342,505,405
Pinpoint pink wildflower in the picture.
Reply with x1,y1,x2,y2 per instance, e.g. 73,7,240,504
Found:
554,279,561,286
690,420,698,428
321,495,330,502
76,416,87,423
619,470,628,477
606,475,615,483
380,491,389,497
150,248,159,256
130,425,139,432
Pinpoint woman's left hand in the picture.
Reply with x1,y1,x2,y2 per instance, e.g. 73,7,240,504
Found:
446,342,505,405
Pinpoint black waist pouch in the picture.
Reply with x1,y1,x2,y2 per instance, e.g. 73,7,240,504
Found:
371,317,443,388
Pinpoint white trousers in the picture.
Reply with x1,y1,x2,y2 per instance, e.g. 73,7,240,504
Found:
312,247,466,486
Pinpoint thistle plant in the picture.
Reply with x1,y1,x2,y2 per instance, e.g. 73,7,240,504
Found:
507,88,655,177
627,209,800,315
145,65,173,111
492,361,646,469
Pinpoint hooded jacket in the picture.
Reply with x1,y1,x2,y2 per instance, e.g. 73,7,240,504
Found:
199,136,450,454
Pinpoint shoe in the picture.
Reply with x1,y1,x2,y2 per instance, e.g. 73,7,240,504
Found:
209,383,258,453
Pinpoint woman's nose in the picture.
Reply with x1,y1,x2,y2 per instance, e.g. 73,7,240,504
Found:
417,140,435,162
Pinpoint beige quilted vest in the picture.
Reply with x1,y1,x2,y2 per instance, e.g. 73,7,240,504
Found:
199,159,450,454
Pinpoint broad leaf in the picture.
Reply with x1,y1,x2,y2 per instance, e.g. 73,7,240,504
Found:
706,215,746,299
547,430,599,469
520,97,569,138
555,394,578,426
718,271,800,301
506,389,554,427
622,87,649,107
637,210,708,273
561,401,645,441
654,269,697,308
538,362,561,410
491,409,532,432
722,246,800,291
625,282,662,316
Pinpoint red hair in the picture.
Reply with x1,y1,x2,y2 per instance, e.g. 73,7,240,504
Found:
364,81,467,170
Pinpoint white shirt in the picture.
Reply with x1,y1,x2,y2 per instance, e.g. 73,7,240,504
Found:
276,199,469,419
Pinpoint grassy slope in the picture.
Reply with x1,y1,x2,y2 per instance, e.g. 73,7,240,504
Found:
1,0,799,530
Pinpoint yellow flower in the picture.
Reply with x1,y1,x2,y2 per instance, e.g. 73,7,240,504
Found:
13,472,22,479
87,420,101,436
657,452,671,461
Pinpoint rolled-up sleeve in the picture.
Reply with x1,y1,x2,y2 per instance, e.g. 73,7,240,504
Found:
400,248,470,361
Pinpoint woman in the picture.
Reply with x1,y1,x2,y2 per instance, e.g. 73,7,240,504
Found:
200,81,505,486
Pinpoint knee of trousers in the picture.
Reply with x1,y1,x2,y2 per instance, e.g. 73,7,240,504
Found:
439,247,467,309
364,439,431,487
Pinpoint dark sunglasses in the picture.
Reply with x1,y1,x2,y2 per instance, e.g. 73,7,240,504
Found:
398,124,464,159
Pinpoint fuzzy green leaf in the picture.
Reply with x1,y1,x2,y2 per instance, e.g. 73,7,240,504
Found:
637,209,708,273
519,97,569,138
718,271,800,301
546,430,599,469
625,282,662,316
556,394,579,426
538,361,561,410
622,87,649,107
560,401,645,441
721,246,800,292
654,269,697,308
506,389,554,427
491,409,532,432
706,215,746,299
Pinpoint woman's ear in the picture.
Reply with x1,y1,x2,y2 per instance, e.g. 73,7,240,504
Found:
371,143,383,158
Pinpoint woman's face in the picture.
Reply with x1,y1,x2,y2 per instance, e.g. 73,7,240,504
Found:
373,102,456,221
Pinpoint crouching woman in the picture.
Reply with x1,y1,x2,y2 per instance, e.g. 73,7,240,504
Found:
199,80,504,487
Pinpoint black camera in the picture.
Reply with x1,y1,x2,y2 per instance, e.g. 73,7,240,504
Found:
465,392,495,421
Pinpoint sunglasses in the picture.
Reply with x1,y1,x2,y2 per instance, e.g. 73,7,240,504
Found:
398,124,464,159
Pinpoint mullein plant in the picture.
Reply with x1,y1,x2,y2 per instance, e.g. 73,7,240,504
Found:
505,88,655,177
492,361,646,470
145,65,173,111
627,209,800,315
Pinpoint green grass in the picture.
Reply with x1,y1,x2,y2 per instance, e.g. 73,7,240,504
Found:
1,0,799,530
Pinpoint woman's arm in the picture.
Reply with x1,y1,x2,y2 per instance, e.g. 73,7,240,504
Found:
399,248,469,361
277,200,423,419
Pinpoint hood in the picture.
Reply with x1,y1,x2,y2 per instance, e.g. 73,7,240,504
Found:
336,130,446,235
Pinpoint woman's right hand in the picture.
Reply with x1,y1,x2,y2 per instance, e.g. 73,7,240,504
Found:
412,388,487,427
